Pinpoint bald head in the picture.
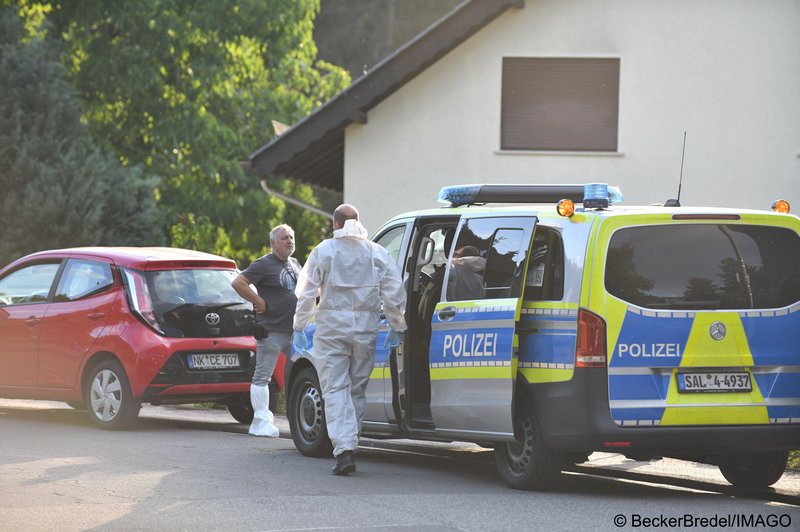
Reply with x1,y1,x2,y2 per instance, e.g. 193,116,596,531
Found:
333,204,359,229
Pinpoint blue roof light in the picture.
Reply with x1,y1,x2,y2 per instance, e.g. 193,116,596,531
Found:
583,183,609,209
437,185,482,206
583,183,624,210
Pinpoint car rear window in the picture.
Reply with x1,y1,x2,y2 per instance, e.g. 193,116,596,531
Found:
148,269,242,306
605,223,800,310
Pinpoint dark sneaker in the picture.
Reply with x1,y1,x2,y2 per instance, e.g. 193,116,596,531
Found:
332,451,356,476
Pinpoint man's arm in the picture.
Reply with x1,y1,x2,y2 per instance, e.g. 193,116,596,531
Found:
293,248,321,331
231,273,266,314
379,254,407,333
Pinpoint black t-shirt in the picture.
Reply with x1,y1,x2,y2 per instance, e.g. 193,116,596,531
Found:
241,253,301,331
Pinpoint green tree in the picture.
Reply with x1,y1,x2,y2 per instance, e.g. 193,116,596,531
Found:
0,7,163,267
37,0,350,266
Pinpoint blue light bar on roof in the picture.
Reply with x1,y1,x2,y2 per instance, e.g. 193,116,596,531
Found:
438,183,622,207
436,185,482,206
437,183,624,208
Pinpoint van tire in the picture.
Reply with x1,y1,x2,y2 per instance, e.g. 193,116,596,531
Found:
84,360,140,430
287,367,333,457
718,451,788,488
494,397,562,490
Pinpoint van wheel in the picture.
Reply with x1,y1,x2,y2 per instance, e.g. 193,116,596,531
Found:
85,360,140,430
287,367,333,457
718,451,788,488
494,397,562,490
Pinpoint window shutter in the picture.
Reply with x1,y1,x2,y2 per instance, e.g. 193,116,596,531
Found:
501,57,620,151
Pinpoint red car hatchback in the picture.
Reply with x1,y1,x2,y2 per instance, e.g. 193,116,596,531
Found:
0,247,267,429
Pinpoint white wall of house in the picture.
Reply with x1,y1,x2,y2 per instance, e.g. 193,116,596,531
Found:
343,0,800,233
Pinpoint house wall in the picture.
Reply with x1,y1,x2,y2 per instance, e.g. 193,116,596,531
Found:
343,0,800,233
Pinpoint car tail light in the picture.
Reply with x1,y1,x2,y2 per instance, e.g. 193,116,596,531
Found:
575,308,606,367
121,269,165,335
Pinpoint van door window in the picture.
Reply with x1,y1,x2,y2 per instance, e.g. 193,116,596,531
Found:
374,224,407,266
446,218,530,301
524,226,564,301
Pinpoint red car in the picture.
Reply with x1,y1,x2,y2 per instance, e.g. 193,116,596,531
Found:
0,247,283,429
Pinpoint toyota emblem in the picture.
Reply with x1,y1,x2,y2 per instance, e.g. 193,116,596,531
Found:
205,312,221,326
709,321,726,341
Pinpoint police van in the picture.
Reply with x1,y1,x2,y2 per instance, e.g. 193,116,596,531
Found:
285,184,800,490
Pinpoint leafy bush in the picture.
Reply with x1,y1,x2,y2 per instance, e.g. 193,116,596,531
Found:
789,450,799,470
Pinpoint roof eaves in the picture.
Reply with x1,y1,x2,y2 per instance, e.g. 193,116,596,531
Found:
244,0,524,182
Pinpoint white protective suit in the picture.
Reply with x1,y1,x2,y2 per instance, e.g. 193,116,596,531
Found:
294,219,407,456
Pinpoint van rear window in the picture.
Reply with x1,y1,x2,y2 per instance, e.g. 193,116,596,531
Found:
605,224,800,310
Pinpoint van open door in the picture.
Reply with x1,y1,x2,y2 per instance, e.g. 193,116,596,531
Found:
426,216,537,438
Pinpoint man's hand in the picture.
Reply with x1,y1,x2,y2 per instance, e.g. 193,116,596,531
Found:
292,330,308,354
384,330,402,349
231,274,267,314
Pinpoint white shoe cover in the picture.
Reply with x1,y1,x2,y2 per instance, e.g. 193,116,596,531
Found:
248,384,279,437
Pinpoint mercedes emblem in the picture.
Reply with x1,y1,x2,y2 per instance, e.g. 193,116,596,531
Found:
709,321,726,341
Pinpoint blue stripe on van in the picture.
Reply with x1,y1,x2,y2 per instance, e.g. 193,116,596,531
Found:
754,371,800,398
611,407,665,424
767,406,800,422
611,310,693,368
740,310,800,366
519,333,576,367
518,314,577,366
430,305,516,366
444,309,515,323
608,374,670,401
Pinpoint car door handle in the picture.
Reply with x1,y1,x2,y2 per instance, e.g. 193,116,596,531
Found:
438,306,456,321
87,312,107,320
25,316,41,327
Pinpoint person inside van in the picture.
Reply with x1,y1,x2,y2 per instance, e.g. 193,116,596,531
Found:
446,245,485,301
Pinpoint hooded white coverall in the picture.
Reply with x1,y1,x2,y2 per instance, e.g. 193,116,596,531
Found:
294,219,407,456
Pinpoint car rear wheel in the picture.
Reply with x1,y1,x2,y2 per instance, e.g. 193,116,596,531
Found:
85,360,140,430
718,451,788,489
225,381,280,424
287,367,332,457
494,396,562,490
227,395,254,424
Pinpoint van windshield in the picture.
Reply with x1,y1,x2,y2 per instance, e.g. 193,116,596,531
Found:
605,224,800,310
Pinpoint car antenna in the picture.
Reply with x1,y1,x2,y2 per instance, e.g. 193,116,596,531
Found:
665,132,686,207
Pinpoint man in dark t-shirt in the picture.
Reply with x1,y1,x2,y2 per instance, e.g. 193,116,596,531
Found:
232,223,301,437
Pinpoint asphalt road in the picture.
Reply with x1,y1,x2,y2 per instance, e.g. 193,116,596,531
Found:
1,400,798,531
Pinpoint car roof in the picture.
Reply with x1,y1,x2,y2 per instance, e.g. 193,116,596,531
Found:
5,247,237,271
